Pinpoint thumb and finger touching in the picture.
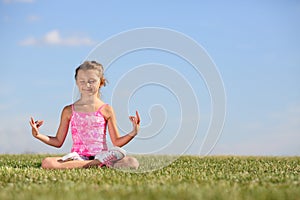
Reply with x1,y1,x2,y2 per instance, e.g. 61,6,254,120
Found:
129,111,141,125
29,117,44,128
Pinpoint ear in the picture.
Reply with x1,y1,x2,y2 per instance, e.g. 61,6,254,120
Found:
100,77,106,87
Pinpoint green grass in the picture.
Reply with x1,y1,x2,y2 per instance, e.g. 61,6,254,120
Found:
0,155,299,200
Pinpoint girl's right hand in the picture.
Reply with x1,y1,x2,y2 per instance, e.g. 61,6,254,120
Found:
29,117,44,138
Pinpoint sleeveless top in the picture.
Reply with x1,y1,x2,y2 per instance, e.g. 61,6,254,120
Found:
70,104,108,156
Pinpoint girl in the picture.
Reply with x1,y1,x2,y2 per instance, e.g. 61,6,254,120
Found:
29,61,140,169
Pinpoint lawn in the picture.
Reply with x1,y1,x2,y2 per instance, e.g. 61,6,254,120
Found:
0,155,299,200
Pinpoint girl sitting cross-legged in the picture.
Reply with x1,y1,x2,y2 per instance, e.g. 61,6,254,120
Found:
29,61,140,169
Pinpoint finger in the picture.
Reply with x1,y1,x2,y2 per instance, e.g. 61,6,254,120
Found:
136,111,140,124
35,120,43,124
30,117,35,126
129,116,139,125
129,116,134,122
35,120,44,128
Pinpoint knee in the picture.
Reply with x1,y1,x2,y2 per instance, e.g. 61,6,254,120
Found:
128,157,139,169
41,157,56,169
113,156,139,169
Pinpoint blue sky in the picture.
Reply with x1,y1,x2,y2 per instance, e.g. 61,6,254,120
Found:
0,0,299,156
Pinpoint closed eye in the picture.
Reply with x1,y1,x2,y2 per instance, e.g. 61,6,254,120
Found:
88,80,96,84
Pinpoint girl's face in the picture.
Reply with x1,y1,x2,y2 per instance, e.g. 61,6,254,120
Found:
76,69,101,96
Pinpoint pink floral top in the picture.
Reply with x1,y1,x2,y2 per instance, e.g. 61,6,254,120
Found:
70,104,108,156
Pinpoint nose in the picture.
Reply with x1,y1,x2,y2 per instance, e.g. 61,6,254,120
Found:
86,82,91,87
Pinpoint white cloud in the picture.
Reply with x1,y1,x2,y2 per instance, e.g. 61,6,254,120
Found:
26,14,40,22
19,30,96,46
19,37,36,46
2,0,34,3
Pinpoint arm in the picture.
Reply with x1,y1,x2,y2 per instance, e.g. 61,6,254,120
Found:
104,105,140,147
29,105,72,148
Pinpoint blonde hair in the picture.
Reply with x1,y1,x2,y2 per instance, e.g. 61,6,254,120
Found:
75,61,107,87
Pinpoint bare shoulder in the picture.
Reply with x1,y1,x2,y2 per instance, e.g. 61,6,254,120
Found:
61,105,72,120
101,104,115,120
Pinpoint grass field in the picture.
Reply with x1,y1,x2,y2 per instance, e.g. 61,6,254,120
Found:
0,155,299,200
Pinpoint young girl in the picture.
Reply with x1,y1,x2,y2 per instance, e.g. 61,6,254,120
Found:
29,61,140,169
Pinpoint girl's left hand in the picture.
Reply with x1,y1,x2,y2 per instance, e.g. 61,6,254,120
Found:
129,111,140,134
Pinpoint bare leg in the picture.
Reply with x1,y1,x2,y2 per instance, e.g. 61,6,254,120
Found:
41,157,101,169
41,156,139,170
113,156,139,169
